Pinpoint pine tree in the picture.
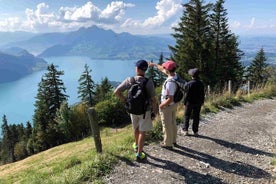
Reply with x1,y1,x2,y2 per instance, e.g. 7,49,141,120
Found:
169,0,213,83
94,77,113,103
32,64,68,152
156,53,167,86
210,0,244,88
1,115,14,163
247,48,269,86
147,59,161,87
78,64,95,107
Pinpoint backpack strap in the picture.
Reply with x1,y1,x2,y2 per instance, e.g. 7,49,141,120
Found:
141,77,149,119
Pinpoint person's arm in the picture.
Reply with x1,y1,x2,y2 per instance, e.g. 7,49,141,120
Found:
148,62,166,74
159,96,174,109
114,88,127,103
150,96,159,114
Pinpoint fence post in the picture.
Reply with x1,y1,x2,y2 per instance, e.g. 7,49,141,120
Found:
247,80,250,96
87,107,102,153
207,85,211,96
228,80,232,95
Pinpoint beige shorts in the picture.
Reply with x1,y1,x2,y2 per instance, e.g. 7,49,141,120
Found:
130,111,153,131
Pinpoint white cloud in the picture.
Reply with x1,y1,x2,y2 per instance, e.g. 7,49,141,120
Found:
0,17,21,31
230,21,241,29
247,17,255,29
59,2,101,22
121,0,182,34
100,1,134,23
0,0,181,34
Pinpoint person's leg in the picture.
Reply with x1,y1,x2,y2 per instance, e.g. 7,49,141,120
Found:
192,104,201,134
171,104,178,144
137,131,145,154
183,104,192,131
136,111,153,159
134,128,139,145
160,106,172,146
130,114,139,149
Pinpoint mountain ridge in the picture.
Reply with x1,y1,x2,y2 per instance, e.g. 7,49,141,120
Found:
0,48,47,83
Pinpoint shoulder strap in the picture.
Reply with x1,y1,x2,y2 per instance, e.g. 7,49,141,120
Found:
164,78,177,89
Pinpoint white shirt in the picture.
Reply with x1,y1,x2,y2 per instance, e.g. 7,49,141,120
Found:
161,75,177,105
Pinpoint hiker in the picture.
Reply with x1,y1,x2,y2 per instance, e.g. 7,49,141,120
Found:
181,68,205,136
114,59,158,161
148,60,180,149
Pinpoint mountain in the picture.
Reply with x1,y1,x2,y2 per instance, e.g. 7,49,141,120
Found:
3,32,67,56
5,26,175,59
239,36,276,66
0,48,47,83
0,31,36,47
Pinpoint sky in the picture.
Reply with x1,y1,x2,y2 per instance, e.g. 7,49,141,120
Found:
0,0,275,36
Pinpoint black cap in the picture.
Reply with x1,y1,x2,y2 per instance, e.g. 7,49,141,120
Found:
188,68,200,77
136,60,148,71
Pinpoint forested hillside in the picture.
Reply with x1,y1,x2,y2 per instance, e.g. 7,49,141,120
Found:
0,49,47,83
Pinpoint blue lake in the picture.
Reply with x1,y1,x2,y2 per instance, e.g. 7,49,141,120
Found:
0,56,137,124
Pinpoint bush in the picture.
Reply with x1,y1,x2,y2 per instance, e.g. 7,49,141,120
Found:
94,95,130,126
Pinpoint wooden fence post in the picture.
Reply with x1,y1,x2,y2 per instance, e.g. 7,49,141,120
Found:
228,80,232,95
247,80,250,96
87,107,102,153
207,85,211,96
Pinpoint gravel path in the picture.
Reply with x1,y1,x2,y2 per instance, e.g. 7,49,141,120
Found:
104,98,276,184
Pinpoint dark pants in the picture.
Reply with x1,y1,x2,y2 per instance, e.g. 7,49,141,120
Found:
183,103,202,133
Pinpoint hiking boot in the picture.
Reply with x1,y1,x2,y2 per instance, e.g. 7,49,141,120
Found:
136,152,146,161
132,142,138,152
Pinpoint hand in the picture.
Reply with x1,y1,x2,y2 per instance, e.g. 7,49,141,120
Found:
148,62,155,67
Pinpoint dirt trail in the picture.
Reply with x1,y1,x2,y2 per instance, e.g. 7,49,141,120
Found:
104,98,276,184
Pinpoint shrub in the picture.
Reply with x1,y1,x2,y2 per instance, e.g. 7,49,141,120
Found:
94,95,130,126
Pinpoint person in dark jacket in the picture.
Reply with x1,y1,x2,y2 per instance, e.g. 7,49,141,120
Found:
181,68,205,136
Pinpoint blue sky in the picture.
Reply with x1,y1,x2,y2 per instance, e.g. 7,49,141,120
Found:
0,0,275,36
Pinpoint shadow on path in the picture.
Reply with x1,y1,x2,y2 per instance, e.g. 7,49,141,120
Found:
146,154,224,184
197,134,274,157
172,144,271,179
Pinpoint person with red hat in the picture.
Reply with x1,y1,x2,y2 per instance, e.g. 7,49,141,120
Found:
149,60,180,149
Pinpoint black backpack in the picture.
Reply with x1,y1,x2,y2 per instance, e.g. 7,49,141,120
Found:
164,76,186,103
126,77,149,116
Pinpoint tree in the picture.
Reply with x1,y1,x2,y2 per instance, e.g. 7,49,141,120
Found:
32,64,68,152
210,0,244,89
169,0,213,84
147,59,160,87
0,115,14,163
94,77,113,103
247,48,269,86
78,64,95,107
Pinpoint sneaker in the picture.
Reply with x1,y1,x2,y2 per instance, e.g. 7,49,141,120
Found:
132,142,138,152
136,152,146,161
180,129,189,136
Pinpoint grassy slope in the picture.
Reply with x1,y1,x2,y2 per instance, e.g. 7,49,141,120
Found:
0,84,275,184
0,127,134,184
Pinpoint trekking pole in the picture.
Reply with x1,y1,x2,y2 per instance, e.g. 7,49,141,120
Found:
87,107,102,153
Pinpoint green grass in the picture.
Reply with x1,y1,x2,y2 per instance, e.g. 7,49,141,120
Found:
0,126,135,184
0,83,275,184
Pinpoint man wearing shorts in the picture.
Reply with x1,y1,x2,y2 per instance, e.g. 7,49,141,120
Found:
114,60,158,161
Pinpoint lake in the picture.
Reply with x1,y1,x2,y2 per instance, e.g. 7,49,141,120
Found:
0,56,137,125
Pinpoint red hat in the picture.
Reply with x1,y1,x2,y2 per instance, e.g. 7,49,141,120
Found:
162,60,176,71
